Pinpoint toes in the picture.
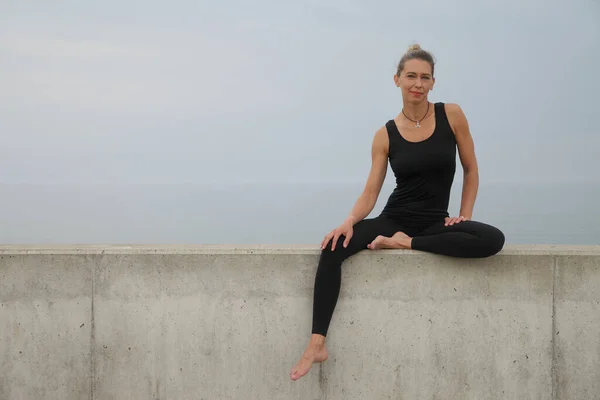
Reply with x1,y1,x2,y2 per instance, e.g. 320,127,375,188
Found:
290,360,309,380
290,367,306,381
368,236,384,249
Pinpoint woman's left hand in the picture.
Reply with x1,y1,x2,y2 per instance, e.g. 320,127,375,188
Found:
445,215,468,226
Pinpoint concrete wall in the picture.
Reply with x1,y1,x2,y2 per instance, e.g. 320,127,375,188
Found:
1,244,599,400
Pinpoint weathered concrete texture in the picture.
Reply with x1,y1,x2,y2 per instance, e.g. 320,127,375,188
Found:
93,253,322,400
554,255,600,400
1,245,599,400
325,252,555,400
0,254,92,400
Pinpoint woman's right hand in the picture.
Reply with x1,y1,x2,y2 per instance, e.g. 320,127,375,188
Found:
320,216,356,251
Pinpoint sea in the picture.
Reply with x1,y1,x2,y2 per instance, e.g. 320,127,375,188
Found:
0,182,599,245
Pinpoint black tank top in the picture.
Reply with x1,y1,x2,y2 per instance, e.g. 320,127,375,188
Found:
380,102,456,230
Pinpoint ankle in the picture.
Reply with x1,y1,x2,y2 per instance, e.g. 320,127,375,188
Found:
309,334,326,348
391,233,412,249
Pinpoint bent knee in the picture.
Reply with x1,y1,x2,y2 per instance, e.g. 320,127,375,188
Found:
482,226,505,257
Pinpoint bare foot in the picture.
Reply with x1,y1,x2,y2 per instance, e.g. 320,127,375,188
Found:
367,232,412,250
290,335,329,381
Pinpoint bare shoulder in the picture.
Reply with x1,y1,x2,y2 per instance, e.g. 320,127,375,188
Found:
443,102,470,136
372,124,390,155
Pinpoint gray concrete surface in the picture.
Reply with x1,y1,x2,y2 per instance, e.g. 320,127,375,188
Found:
1,245,599,399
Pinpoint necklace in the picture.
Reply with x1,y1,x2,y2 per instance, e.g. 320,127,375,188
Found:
402,102,430,128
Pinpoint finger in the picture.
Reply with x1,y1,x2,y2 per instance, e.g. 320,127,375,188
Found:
343,231,353,247
321,232,333,249
320,234,328,249
331,233,340,251
323,232,333,248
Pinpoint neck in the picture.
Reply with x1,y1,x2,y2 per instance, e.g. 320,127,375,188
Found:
402,100,430,120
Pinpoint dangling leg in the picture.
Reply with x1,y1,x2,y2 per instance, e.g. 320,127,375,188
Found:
410,220,505,258
290,215,403,381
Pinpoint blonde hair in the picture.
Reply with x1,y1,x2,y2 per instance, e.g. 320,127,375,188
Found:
396,43,436,76
406,43,422,53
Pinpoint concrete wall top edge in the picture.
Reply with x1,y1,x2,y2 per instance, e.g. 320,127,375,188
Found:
0,244,599,256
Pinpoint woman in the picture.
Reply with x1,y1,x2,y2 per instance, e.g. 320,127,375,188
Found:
290,43,505,381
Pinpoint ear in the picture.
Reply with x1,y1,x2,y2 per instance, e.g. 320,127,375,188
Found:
393,74,400,87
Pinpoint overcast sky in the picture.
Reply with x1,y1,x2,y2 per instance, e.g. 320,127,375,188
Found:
1,0,599,184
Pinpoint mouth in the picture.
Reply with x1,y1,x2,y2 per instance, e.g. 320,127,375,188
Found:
409,91,423,96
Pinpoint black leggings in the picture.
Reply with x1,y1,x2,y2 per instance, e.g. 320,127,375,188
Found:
311,215,505,336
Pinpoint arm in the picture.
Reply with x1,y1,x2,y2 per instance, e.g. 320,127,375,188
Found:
445,103,479,220
345,126,389,225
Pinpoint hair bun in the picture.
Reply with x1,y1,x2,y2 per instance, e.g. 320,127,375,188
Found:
407,43,422,53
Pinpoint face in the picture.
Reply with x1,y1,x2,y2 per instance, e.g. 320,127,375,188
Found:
394,59,435,103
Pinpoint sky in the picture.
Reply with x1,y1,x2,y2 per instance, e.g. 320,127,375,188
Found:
1,0,599,185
